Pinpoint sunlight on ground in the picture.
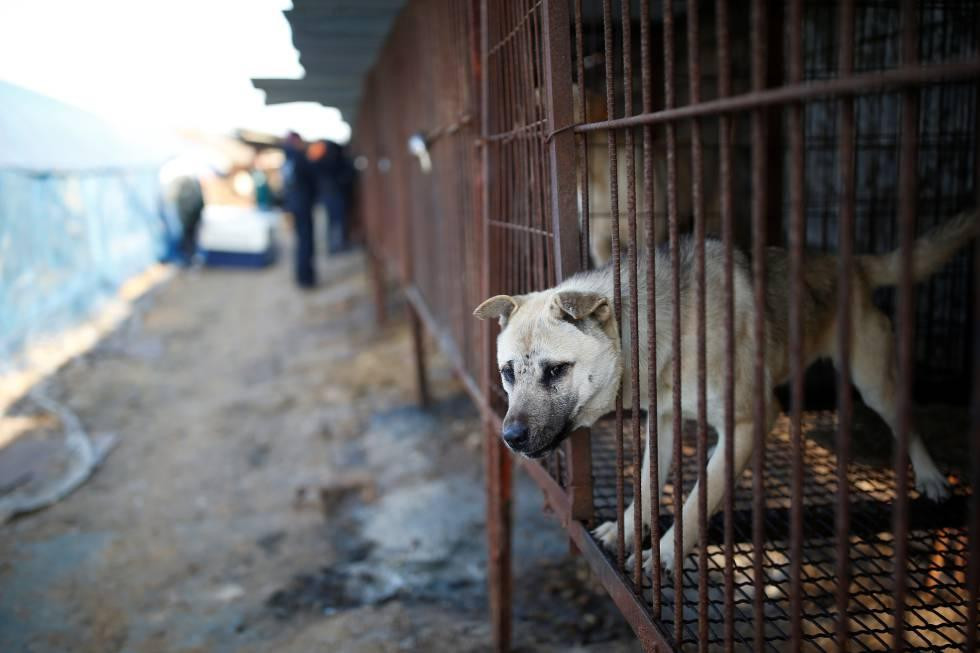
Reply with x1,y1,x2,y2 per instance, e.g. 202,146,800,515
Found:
0,264,175,418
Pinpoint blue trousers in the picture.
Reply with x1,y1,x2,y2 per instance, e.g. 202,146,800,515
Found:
292,205,316,287
322,192,349,254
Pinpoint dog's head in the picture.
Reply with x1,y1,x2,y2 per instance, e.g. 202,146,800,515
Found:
473,289,621,458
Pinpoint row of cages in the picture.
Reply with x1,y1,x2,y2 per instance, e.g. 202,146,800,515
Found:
353,0,979,651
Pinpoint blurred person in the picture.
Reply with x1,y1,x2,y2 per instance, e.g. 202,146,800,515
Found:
309,139,355,255
281,131,317,288
175,175,204,264
253,169,273,210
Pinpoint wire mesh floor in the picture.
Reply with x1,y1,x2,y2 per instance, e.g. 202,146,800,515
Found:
582,410,973,652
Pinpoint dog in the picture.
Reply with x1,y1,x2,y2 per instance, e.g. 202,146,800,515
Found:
474,211,976,572
575,84,723,267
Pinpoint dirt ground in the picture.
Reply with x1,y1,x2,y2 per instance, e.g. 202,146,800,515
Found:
0,250,640,653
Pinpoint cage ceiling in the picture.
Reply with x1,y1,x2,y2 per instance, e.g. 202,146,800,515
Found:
251,0,407,123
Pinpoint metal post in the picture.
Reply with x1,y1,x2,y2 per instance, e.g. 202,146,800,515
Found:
542,0,593,524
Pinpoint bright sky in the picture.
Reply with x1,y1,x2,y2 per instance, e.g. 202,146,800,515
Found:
0,0,351,143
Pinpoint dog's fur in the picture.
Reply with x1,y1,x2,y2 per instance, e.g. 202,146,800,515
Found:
474,211,977,571
576,85,723,268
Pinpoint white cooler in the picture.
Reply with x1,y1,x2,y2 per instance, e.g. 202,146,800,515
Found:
198,206,278,267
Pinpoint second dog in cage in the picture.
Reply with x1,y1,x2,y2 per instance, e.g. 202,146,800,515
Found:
474,211,977,571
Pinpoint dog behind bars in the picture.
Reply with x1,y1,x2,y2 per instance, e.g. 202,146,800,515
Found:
474,211,976,571
576,83,724,268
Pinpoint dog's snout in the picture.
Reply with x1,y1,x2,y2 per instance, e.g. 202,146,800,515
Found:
502,422,529,449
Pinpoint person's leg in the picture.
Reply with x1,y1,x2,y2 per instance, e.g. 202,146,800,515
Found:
185,207,203,262
293,206,316,287
325,192,348,254
178,211,195,263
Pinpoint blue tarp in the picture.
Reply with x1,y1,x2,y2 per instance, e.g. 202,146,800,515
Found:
0,82,171,363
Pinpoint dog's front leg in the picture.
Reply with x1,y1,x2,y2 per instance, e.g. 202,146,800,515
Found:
593,411,674,555
636,418,756,573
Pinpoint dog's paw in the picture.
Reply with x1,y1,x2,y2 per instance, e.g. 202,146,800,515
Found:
916,472,951,502
625,544,675,575
650,544,676,574
592,520,620,552
592,517,645,553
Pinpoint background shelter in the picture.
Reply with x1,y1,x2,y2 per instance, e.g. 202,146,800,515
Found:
0,81,170,363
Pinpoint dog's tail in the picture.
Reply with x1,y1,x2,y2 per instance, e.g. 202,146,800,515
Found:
860,210,978,288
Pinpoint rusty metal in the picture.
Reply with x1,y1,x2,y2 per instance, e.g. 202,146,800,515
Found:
685,1,709,648
787,0,806,649
541,0,592,524
894,2,920,650
573,0,589,269
354,2,980,652
639,0,662,619
616,0,643,596
598,0,627,574
834,2,855,650
661,0,684,645
968,105,980,653
409,304,432,408
750,0,768,648
590,411,974,648
573,59,980,134
715,2,735,650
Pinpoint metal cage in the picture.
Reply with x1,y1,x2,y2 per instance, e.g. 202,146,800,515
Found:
355,1,980,651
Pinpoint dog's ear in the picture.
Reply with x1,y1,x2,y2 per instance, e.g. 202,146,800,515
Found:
473,295,521,328
552,291,611,324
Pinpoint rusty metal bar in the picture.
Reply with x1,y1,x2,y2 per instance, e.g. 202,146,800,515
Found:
513,0,531,295
541,0,592,523
573,0,589,269
788,1,806,651
834,1,856,649
663,0,684,645
488,421,513,653
619,0,643,595
715,1,735,649
601,0,626,572
525,0,548,293
409,304,431,408
484,119,549,141
968,98,980,653
542,0,578,286
560,0,595,513
686,1,708,647
479,4,512,651
639,0,662,617
893,2,920,651
750,0,768,649
765,2,785,248
515,0,527,287
574,59,980,133
521,457,674,652
486,1,539,56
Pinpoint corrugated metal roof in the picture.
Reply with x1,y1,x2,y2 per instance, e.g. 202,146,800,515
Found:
252,0,406,123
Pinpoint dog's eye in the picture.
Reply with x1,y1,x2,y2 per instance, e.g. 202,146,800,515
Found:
501,363,514,384
544,363,571,382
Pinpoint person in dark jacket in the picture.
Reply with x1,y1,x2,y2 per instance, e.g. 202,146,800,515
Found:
281,132,317,288
174,176,204,264
309,139,355,255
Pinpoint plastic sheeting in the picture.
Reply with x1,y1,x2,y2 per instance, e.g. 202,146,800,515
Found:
0,170,168,362
0,82,171,364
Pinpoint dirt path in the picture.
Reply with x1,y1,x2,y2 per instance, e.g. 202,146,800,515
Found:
0,251,637,653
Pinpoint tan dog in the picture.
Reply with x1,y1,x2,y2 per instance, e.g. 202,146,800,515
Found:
577,86,721,267
579,122,721,267
474,211,976,571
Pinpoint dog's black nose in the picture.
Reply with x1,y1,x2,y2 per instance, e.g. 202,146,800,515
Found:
502,422,529,449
